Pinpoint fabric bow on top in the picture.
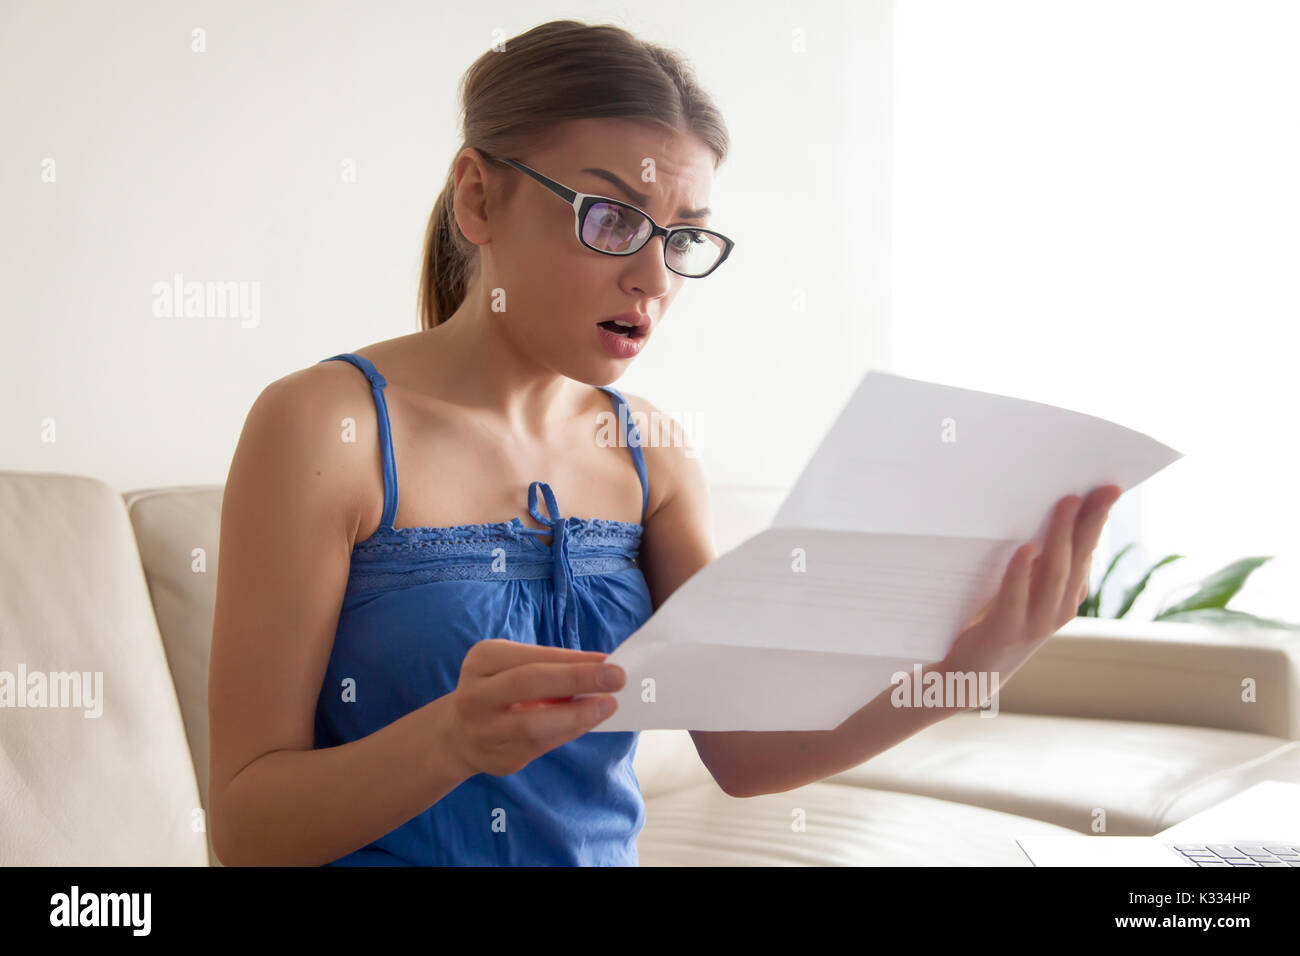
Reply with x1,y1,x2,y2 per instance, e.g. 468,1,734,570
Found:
523,480,581,650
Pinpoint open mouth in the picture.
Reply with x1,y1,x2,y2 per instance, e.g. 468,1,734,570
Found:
597,319,647,339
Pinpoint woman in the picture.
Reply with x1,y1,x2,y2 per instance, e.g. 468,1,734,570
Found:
207,19,1120,867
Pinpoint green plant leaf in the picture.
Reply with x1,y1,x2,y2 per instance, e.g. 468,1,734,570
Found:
1156,556,1273,617
1084,543,1134,617
1114,554,1183,619
1154,607,1300,630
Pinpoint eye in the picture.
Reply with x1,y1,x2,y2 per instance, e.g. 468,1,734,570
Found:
595,206,640,230
669,230,708,253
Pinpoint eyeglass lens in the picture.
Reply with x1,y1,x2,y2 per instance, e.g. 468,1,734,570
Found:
581,202,724,276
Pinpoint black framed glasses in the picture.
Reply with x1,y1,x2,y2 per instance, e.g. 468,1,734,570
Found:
492,156,735,278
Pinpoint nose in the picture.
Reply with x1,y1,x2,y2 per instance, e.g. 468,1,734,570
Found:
623,235,673,299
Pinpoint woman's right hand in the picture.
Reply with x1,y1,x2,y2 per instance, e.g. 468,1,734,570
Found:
443,639,625,777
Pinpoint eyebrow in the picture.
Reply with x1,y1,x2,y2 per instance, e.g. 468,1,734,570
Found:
580,167,711,221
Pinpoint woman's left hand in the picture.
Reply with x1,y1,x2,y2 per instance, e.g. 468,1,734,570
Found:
940,484,1124,689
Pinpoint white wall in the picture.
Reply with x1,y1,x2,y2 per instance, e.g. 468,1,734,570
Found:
892,0,1300,621
1,0,892,499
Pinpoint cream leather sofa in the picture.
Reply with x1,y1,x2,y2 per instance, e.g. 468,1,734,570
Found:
2,470,1297,866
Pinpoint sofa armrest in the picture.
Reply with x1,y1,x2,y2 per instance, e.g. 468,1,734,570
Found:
994,617,1300,739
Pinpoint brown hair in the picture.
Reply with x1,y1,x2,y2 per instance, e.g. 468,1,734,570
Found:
417,19,730,330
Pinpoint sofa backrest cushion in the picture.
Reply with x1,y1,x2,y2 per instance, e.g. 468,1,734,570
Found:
123,483,225,866
0,472,208,865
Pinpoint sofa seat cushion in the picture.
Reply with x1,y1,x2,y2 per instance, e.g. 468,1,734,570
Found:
638,781,1076,865
820,709,1300,836
1154,740,1300,830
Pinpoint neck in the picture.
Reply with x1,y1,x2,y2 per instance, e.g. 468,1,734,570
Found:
419,285,587,439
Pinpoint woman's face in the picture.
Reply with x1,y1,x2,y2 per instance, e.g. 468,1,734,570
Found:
467,118,719,384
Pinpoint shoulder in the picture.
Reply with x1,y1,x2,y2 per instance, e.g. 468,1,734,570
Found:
254,357,381,441
229,358,380,543
612,390,708,522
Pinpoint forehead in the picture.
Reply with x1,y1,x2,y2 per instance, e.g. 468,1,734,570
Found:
538,117,715,207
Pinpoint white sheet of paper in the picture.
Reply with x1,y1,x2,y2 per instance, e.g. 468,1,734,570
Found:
581,370,1184,732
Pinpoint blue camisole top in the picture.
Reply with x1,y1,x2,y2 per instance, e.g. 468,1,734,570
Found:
311,351,654,866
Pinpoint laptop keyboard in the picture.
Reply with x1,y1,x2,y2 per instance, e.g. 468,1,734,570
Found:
1170,844,1300,866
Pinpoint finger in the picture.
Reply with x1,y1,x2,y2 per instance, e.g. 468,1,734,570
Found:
467,639,609,678
510,697,578,709
479,659,624,711
983,541,1037,641
1073,560,1092,606
505,694,616,744
969,595,995,628
1061,484,1122,619
1028,495,1082,635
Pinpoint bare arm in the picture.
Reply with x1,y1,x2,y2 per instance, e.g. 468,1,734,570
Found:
207,370,473,866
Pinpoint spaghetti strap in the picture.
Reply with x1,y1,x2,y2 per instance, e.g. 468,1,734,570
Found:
597,386,649,524
318,353,399,530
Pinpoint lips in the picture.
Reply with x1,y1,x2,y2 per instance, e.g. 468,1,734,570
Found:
595,312,651,339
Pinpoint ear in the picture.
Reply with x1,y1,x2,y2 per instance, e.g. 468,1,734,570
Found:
452,148,496,247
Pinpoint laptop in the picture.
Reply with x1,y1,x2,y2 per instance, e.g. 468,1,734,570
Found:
1017,781,1300,866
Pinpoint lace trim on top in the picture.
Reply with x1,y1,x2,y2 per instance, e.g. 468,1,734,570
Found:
347,554,639,594
352,516,643,555
344,516,643,596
